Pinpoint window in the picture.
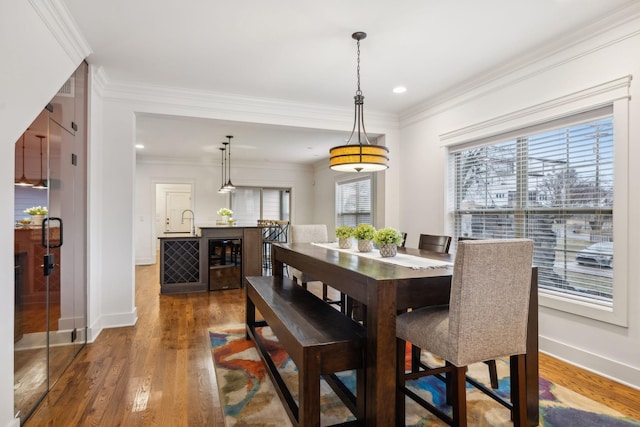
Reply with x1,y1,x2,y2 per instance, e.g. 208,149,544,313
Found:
231,187,290,225
336,175,372,227
449,108,614,305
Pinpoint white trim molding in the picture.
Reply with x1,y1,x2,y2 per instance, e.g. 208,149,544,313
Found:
439,76,631,146
29,0,92,65
540,336,640,390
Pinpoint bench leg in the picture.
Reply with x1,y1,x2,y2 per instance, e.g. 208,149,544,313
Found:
245,292,256,340
299,354,321,426
355,366,366,421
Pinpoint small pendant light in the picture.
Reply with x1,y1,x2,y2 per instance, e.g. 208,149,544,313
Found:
33,134,48,189
15,132,33,187
223,135,235,191
218,146,229,193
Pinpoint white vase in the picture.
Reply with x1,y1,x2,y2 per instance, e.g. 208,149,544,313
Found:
379,244,397,257
338,237,352,249
357,239,373,252
30,214,45,226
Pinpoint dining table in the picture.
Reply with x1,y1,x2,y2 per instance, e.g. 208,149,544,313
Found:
271,241,539,427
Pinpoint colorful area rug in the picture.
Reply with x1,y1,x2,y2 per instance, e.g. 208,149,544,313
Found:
210,325,640,427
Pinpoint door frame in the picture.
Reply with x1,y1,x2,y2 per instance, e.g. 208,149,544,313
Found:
147,180,195,263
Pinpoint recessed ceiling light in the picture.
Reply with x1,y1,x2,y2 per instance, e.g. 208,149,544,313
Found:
393,86,407,94
135,144,145,149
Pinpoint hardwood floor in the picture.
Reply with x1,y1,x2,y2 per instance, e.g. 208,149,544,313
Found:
26,262,640,425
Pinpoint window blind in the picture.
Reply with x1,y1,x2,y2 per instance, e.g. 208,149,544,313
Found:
336,176,372,227
449,110,614,303
231,187,290,225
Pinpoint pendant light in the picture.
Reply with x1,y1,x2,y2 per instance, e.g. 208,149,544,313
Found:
329,32,389,173
223,135,236,191
33,134,47,189
15,132,33,187
218,146,229,194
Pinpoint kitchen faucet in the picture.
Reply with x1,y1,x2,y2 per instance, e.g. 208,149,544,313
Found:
181,209,196,236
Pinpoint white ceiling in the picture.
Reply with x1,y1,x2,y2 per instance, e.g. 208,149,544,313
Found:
62,0,635,164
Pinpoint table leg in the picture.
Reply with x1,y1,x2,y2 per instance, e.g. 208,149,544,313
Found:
272,247,284,279
365,279,397,426
245,287,255,340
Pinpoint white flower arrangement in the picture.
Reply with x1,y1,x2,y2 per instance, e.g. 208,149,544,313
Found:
24,206,48,215
217,208,233,217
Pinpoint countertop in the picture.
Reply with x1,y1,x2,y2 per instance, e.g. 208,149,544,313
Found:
158,233,200,239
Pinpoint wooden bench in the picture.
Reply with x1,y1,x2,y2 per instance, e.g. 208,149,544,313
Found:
245,275,366,426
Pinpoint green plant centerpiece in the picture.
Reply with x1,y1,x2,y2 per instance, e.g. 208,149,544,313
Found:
24,206,48,215
335,225,354,249
353,223,376,252
216,208,233,225
24,206,47,226
373,227,403,257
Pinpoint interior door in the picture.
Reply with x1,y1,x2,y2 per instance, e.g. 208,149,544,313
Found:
166,191,192,233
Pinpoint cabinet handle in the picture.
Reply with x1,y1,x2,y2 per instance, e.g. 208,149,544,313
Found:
41,217,63,248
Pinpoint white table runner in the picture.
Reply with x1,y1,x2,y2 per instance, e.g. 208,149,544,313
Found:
311,242,453,270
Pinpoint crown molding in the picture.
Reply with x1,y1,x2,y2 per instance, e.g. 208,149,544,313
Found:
100,79,399,133
136,155,312,172
400,1,640,127
439,76,631,146
29,0,92,65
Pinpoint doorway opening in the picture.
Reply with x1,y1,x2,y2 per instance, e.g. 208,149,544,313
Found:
155,183,193,246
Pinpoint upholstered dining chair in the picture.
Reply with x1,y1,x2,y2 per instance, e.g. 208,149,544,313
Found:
289,224,344,310
400,232,408,248
410,233,452,373
396,238,534,426
455,236,499,389
418,234,452,253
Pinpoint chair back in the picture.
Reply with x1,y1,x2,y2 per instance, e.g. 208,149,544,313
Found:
290,224,328,244
418,234,452,253
400,232,408,248
448,239,533,366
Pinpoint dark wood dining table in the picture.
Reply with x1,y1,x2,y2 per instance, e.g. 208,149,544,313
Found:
271,242,539,427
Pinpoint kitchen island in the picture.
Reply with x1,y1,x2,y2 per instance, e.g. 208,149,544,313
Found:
158,225,262,294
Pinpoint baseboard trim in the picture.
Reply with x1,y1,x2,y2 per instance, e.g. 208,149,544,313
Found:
136,256,156,265
540,335,640,390
87,308,138,343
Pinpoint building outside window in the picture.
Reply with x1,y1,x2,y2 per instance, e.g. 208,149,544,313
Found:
449,108,614,305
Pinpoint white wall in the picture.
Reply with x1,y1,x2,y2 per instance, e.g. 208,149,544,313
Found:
398,13,640,387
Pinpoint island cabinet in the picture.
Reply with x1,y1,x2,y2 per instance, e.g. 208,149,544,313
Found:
159,226,262,294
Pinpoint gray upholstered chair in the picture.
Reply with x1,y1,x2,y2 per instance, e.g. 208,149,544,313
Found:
410,233,452,373
418,234,452,253
455,235,499,389
289,225,344,310
396,239,534,426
